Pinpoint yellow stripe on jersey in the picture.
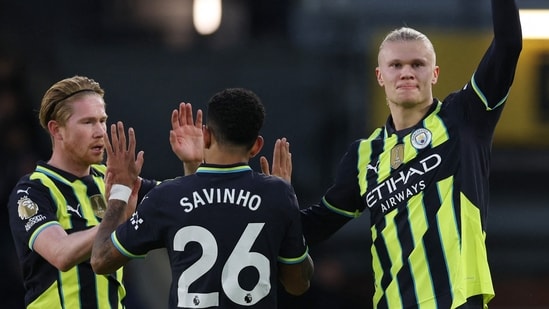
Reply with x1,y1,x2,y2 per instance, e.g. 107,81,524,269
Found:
27,281,62,308
454,193,494,308
30,172,72,229
357,130,377,196
407,192,435,307
321,197,362,218
75,178,101,226
471,73,509,111
95,269,126,309
59,267,82,308
435,177,461,304
278,246,309,264
380,209,404,309
423,103,450,148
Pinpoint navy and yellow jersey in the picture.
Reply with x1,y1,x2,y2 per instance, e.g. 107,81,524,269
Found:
301,0,522,308
112,163,308,309
7,161,157,308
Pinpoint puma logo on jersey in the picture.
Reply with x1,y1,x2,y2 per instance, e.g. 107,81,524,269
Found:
17,187,31,195
367,161,380,174
67,204,82,217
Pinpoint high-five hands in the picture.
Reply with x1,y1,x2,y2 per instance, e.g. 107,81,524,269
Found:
170,102,204,174
260,137,292,183
104,121,144,218
105,121,144,187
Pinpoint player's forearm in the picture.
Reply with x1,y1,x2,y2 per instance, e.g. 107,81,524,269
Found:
91,199,127,274
492,0,522,48
473,0,522,104
35,225,99,271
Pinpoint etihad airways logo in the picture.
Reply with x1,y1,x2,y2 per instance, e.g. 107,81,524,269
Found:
366,154,441,213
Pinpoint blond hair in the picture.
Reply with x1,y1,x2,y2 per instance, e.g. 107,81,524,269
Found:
39,75,105,130
379,27,436,61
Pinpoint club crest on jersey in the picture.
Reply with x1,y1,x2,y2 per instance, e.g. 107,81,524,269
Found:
410,128,432,150
17,196,39,220
390,144,404,169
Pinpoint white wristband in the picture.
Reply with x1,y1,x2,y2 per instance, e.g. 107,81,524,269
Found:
109,184,132,203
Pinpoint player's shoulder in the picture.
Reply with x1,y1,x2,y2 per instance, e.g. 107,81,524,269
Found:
254,171,290,185
144,175,194,197
11,173,49,196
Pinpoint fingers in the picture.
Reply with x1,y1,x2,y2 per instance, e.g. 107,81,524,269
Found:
195,108,203,128
109,122,135,156
171,108,180,130
272,137,292,183
135,150,145,173
117,122,127,153
127,127,135,157
109,122,126,154
109,123,119,153
104,128,114,157
184,103,194,127
273,138,290,171
173,102,203,129
260,156,270,175
285,141,292,178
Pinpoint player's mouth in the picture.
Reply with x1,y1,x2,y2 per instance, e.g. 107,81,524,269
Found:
397,83,418,90
91,145,104,154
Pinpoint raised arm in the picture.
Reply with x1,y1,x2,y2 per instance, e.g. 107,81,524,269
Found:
473,0,522,106
169,102,204,175
91,122,143,274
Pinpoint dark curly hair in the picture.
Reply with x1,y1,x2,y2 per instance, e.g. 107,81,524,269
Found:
207,88,265,150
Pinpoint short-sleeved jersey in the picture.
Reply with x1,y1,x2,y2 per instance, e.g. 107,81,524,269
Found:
112,163,308,309
7,161,157,308
301,1,522,308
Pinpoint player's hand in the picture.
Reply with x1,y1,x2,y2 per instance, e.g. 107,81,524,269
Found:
169,102,204,173
260,138,292,183
104,172,142,219
104,121,144,188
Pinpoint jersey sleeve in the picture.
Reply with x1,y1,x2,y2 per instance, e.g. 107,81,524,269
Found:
138,177,159,200
301,140,365,245
277,183,309,265
8,178,62,252
470,0,522,110
112,187,165,258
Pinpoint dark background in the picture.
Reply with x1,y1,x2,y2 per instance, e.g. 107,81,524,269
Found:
1,0,548,308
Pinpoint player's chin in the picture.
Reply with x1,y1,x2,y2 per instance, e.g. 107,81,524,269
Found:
88,152,105,164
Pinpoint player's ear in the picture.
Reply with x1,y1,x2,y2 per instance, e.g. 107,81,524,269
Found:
48,120,62,140
375,67,384,87
432,66,440,84
249,136,264,158
203,126,212,149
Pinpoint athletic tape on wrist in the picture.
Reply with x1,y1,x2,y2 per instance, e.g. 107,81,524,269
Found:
109,184,132,203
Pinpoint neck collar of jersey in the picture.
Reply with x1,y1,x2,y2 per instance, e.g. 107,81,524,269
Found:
384,99,440,136
196,163,252,174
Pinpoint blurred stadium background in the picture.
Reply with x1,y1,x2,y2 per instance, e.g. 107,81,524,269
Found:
1,0,547,308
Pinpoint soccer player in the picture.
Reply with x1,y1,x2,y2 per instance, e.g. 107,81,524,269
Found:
91,88,314,308
6,75,201,308
291,0,522,308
